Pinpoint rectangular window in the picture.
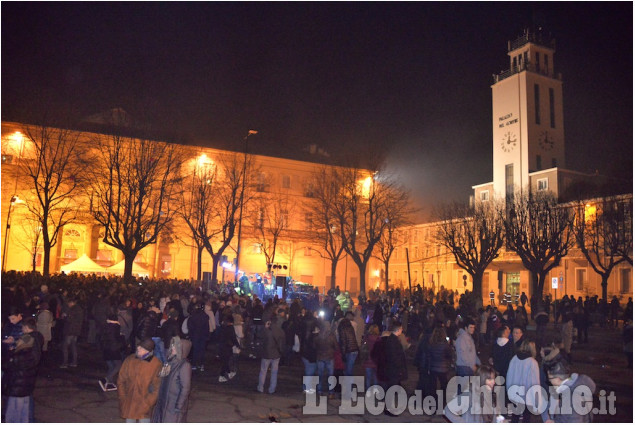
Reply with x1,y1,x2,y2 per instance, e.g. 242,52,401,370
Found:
544,54,549,74
282,175,290,189
536,155,542,170
549,88,556,128
505,164,514,201
96,249,112,261
535,52,540,69
575,268,586,292
523,52,528,68
621,269,631,293
160,255,172,274
304,212,313,230
512,57,517,70
537,178,548,191
304,184,315,198
480,190,490,201
534,84,541,124
64,249,78,259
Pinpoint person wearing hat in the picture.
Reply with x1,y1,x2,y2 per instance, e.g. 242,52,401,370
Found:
117,338,163,422
5,333,40,422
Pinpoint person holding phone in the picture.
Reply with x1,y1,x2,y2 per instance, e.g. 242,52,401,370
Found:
257,317,285,394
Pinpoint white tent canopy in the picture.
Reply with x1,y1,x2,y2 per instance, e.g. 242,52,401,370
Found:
60,254,107,275
107,260,150,277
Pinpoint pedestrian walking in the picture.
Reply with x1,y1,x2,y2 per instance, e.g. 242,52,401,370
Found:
454,319,480,377
60,298,83,368
4,334,40,423
99,314,125,391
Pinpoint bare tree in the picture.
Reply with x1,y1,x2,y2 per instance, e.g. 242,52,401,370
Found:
332,162,398,296
191,152,259,285
504,192,575,298
19,124,86,276
90,133,184,283
250,188,292,273
305,166,346,290
436,200,505,307
574,196,632,301
175,152,217,281
374,185,414,292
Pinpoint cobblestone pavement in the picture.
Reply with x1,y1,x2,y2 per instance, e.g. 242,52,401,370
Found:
30,321,632,422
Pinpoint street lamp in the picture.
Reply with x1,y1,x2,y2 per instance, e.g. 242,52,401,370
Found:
2,131,26,272
2,196,24,272
234,130,258,282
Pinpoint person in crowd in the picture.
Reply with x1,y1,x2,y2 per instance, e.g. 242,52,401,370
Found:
117,338,163,423
426,326,454,395
217,315,239,382
61,298,84,368
560,312,574,363
444,365,498,423
380,322,408,416
362,324,381,392
3,307,24,358
257,316,285,394
186,302,211,372
152,336,192,423
623,319,633,369
455,319,480,377
314,319,338,398
36,302,54,355
506,339,548,423
4,334,40,423
546,359,596,422
490,325,514,376
300,322,319,393
511,325,524,351
337,315,359,377
99,313,125,391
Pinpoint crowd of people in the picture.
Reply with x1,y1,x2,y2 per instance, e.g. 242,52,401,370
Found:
1,270,632,422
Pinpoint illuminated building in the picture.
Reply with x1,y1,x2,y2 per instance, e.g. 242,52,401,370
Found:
0,120,377,293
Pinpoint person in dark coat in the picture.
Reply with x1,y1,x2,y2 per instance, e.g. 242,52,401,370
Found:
135,307,160,345
5,334,40,422
381,322,408,416
426,326,454,394
99,314,125,391
61,298,84,368
152,337,192,423
160,309,183,348
217,315,239,382
187,302,210,372
337,317,359,376
490,325,515,376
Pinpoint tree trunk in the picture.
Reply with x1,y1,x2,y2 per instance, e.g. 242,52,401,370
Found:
330,259,338,290
355,260,368,296
601,275,609,302
537,271,547,298
530,272,539,297
472,271,484,309
196,245,203,282
42,224,51,277
384,259,390,293
123,252,135,284
211,253,221,285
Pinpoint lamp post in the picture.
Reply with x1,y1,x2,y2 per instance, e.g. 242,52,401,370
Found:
234,130,258,283
2,196,22,272
2,132,25,272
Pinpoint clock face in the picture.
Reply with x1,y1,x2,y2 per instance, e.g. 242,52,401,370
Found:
539,131,555,151
500,131,517,152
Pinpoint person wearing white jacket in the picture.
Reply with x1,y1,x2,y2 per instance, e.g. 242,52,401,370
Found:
506,339,548,422
454,319,480,377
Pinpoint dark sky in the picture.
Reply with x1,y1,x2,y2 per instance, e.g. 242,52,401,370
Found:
2,3,632,218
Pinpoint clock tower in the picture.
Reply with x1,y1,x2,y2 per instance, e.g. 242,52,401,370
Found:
491,29,565,201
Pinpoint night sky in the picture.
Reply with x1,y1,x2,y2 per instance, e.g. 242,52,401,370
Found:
2,3,632,219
